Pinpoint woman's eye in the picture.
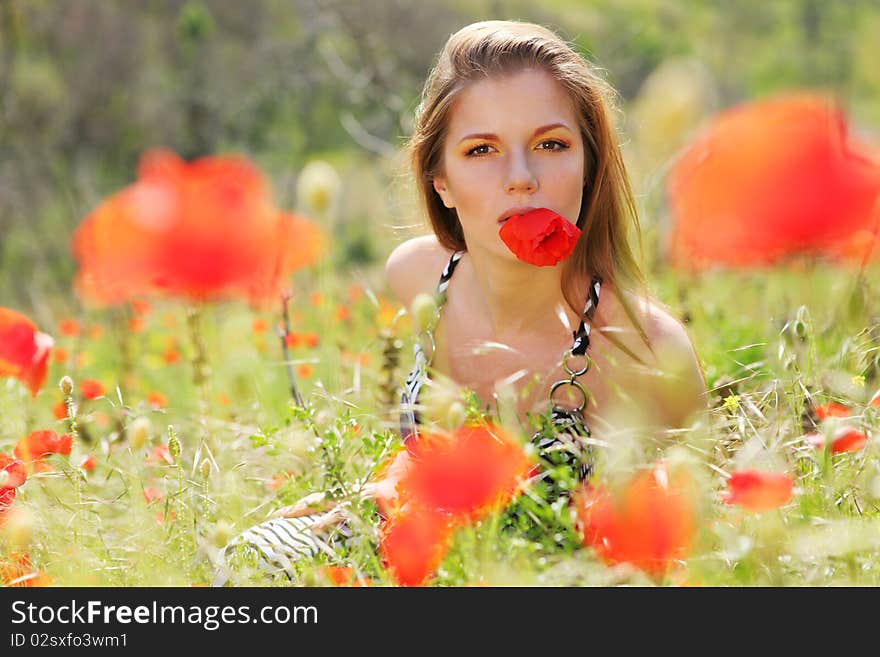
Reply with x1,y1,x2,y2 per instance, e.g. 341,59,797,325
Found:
465,144,494,157
537,139,569,151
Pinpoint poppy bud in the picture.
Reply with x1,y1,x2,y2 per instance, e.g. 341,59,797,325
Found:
167,426,181,460
410,293,439,335
59,375,74,396
420,373,466,428
127,417,152,450
297,160,341,216
212,521,233,548
445,401,466,429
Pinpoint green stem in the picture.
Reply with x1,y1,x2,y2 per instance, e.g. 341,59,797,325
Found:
186,305,213,457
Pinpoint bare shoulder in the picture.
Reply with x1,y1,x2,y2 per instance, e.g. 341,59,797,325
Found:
602,286,709,428
384,235,456,308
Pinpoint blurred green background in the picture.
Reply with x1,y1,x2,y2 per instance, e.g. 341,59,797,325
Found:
1,0,879,319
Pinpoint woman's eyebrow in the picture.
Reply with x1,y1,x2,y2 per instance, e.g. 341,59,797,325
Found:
457,122,571,144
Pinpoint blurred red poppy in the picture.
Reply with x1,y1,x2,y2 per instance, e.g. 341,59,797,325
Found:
146,391,168,409
0,487,16,526
131,299,152,317
319,566,373,587
79,379,105,400
0,553,51,587
814,402,851,420
80,455,97,471
380,506,454,586
147,445,174,466
722,469,794,512
51,400,68,420
0,308,54,396
72,149,326,306
499,208,582,267
14,430,73,464
58,319,80,337
574,462,698,576
806,426,868,454
143,487,165,504
0,453,27,489
668,93,880,269
399,422,532,522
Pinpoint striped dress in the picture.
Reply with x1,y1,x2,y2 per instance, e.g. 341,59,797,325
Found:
212,250,602,585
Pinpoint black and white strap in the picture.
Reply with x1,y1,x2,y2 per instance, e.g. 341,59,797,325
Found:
399,250,464,441
212,514,343,586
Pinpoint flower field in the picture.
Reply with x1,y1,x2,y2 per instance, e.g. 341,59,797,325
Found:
2,186,880,586
2,2,880,587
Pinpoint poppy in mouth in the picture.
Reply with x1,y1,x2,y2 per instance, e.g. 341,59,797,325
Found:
499,207,581,266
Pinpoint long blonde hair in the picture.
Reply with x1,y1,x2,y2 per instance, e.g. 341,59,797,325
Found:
407,20,651,355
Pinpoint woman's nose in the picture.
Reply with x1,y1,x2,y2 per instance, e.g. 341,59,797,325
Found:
505,151,538,194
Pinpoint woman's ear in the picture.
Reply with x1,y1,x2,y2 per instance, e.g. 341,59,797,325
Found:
432,176,455,209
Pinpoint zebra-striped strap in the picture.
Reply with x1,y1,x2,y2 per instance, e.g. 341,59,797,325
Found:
213,514,349,586
571,275,602,356
399,250,465,440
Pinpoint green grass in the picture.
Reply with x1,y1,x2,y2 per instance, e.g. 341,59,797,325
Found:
2,257,880,587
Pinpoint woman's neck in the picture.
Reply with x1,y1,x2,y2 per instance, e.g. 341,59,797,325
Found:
463,246,578,338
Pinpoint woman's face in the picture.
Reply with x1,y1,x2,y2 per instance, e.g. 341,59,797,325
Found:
432,68,586,260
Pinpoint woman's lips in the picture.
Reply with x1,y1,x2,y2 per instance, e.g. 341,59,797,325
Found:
498,206,539,226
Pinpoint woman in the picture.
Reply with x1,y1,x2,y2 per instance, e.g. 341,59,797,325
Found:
215,20,708,584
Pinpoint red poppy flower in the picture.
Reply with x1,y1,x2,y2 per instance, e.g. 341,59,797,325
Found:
58,319,80,337
0,308,54,396
146,445,174,466
573,462,698,576
0,553,51,587
399,422,532,522
128,317,145,333
807,426,868,454
80,455,96,471
143,487,165,504
0,486,16,525
51,400,68,420
131,299,152,317
14,430,73,464
379,506,454,586
146,391,168,409
668,93,880,270
79,379,105,400
722,469,794,512
319,566,372,587
499,208,582,267
0,453,27,489
814,402,851,420
72,149,326,306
